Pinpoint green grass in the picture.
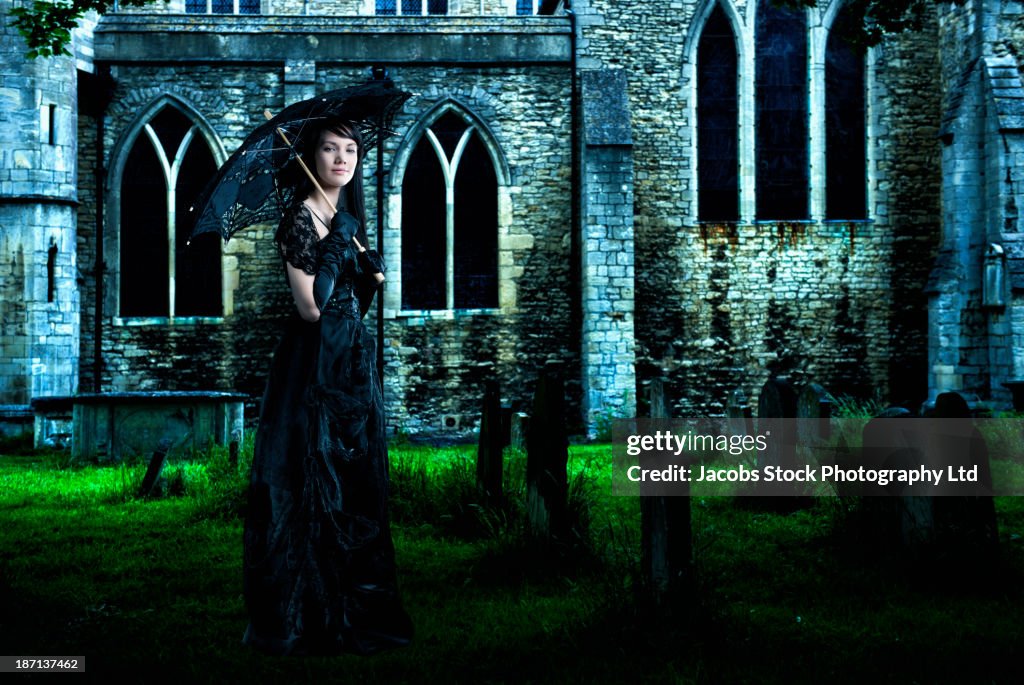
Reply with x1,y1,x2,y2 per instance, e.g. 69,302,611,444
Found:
2,443,1024,683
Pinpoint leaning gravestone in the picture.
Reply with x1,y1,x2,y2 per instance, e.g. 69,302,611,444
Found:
526,361,569,542
138,438,173,498
640,377,691,610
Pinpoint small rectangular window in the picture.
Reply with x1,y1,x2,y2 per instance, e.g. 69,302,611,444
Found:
41,104,56,145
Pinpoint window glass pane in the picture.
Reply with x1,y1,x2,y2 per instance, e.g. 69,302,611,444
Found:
427,0,447,14
697,4,739,222
185,0,206,13
376,0,397,15
238,0,260,14
454,131,498,309
401,0,421,15
211,0,232,14
121,136,169,317
402,137,446,310
756,0,808,220
826,8,866,220
517,0,534,15
176,135,221,317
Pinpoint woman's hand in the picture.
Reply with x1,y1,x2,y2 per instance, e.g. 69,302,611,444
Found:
330,210,359,245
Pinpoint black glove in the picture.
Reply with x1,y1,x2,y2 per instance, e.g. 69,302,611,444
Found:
330,209,359,244
357,249,386,278
355,249,387,318
312,228,353,311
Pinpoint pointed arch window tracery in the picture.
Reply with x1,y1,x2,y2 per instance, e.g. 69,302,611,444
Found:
401,110,499,311
119,104,221,319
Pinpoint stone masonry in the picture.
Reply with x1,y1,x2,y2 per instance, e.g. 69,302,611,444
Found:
3,0,1024,438
1,0,80,404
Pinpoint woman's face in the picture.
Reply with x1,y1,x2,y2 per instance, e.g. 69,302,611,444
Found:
314,130,358,189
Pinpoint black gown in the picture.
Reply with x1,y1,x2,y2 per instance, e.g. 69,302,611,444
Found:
242,204,412,656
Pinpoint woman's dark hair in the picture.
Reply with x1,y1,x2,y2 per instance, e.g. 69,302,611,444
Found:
292,118,368,246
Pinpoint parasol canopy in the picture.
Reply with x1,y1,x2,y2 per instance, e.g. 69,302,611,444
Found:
188,78,412,241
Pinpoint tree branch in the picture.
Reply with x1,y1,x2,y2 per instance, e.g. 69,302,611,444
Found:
10,0,159,59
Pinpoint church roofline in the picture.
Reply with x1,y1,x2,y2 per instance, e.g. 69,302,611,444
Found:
94,14,572,65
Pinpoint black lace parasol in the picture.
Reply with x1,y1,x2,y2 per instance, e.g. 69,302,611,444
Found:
188,78,412,241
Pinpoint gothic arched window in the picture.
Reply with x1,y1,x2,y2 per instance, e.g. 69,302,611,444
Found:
756,0,808,220
401,111,498,311
119,104,221,318
697,3,739,222
825,6,867,220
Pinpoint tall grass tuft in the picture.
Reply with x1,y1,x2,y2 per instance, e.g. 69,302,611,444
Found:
827,391,890,419
389,444,609,578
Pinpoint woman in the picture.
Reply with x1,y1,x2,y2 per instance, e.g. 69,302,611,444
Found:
242,118,413,656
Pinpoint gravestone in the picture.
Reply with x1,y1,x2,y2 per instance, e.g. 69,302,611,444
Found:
640,377,691,609
726,388,754,437
509,412,529,449
477,379,504,506
927,392,998,559
757,377,798,471
859,413,905,550
138,438,173,498
797,382,832,443
526,361,569,541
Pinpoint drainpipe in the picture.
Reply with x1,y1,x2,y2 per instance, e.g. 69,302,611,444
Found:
565,0,581,423
93,65,113,393
373,65,387,386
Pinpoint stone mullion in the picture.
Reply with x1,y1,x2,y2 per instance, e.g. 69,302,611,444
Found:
425,128,456,309
738,12,756,224
143,124,176,319
865,45,878,231
808,11,825,223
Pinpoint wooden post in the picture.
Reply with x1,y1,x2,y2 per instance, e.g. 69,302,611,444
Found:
477,379,504,506
640,377,691,609
526,360,569,541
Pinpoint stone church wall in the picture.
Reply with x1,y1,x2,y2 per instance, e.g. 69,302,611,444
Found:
77,33,574,433
572,0,941,414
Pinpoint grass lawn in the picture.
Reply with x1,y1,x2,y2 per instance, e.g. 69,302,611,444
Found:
2,441,1024,683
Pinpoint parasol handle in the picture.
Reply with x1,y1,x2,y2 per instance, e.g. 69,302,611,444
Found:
265,110,385,285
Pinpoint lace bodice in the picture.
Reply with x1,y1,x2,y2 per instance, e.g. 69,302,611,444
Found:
274,204,386,319
276,204,323,276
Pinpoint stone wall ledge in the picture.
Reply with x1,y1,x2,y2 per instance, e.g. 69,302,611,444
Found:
94,14,572,64
96,14,571,32
0,194,80,207
693,219,877,241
